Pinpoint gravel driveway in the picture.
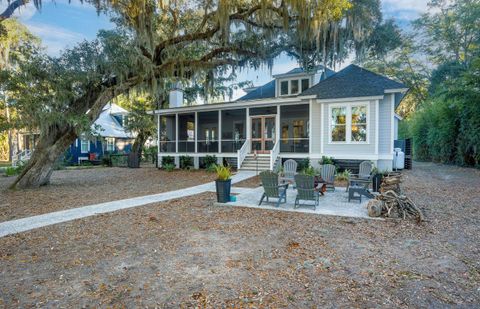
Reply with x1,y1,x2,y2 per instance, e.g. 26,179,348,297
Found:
0,162,479,307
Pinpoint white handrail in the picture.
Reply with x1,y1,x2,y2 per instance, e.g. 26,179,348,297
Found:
12,149,32,167
237,139,249,169
270,139,280,171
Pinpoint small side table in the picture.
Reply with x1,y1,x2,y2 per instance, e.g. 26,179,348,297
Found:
348,185,365,203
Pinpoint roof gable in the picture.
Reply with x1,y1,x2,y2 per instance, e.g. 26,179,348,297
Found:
300,64,406,99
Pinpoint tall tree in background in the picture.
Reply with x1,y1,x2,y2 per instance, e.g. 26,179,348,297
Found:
3,0,358,189
0,18,39,161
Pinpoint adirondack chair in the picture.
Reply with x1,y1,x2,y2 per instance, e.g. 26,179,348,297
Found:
259,171,289,207
294,174,320,210
320,164,336,191
280,159,298,184
347,161,373,191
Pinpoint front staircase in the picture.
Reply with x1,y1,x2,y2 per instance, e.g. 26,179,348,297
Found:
239,154,272,171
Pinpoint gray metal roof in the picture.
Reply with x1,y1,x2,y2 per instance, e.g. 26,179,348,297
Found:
300,64,407,99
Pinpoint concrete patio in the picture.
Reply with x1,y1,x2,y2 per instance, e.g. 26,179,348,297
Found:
217,186,375,219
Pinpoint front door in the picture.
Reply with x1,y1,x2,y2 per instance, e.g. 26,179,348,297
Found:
251,116,276,153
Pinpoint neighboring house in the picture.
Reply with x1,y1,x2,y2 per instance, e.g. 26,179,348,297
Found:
153,64,407,171
66,103,135,164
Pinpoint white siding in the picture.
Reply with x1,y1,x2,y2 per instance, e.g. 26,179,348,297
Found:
378,94,393,154
311,103,322,153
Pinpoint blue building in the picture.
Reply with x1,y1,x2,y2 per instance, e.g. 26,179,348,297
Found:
66,103,135,164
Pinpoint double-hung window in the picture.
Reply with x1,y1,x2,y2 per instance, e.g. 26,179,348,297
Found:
106,138,115,152
279,78,310,96
330,103,369,143
80,139,90,153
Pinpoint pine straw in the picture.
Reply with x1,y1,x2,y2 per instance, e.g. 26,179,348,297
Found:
0,162,479,307
0,167,216,222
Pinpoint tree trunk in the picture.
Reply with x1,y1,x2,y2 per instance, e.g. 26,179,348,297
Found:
128,131,145,168
10,126,77,189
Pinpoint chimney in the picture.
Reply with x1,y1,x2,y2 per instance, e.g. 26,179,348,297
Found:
169,82,184,108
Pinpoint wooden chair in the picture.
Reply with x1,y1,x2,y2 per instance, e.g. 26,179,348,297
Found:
347,161,373,191
280,159,298,184
259,171,289,207
320,164,336,191
294,174,320,210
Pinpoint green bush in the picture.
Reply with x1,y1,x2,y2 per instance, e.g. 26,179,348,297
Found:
102,154,112,167
179,155,193,169
164,163,175,172
111,155,128,167
206,163,217,173
5,161,25,177
319,156,334,165
203,155,217,168
335,169,351,181
161,155,175,166
301,166,316,176
297,158,310,171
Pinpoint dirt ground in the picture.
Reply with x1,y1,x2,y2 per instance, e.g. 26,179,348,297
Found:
0,162,479,307
0,167,216,222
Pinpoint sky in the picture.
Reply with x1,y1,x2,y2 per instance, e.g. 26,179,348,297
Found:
2,0,430,100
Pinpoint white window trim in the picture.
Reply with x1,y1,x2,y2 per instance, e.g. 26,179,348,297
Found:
279,78,310,97
328,102,370,144
80,139,90,153
106,138,115,152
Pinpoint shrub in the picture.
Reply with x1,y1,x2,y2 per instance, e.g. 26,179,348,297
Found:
335,169,351,181
164,163,175,172
215,165,232,180
301,166,316,176
203,155,217,168
297,158,310,171
111,155,128,167
161,155,175,166
101,155,112,167
179,155,193,169
206,163,217,173
5,161,25,177
319,156,334,165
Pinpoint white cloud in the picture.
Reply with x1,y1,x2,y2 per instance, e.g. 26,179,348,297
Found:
24,22,84,55
382,0,430,15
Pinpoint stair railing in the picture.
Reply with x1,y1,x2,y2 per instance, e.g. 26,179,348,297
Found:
12,149,32,167
270,139,280,171
237,139,250,169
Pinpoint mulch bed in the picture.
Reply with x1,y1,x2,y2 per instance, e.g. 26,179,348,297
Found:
0,162,479,307
0,167,216,222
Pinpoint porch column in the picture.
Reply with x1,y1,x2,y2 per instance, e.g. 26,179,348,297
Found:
218,110,222,154
175,113,179,152
246,107,251,152
194,112,198,153
309,100,313,155
276,105,280,144
375,99,379,155
320,103,324,155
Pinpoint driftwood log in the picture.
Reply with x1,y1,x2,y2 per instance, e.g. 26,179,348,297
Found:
367,173,425,222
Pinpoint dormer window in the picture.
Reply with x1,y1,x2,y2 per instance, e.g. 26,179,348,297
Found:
301,78,309,92
279,78,310,96
280,80,289,95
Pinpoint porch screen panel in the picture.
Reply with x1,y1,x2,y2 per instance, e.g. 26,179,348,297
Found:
178,113,195,152
197,111,218,152
280,104,309,153
160,115,176,152
221,109,246,152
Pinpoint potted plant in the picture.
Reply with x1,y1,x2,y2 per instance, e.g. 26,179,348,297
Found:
215,165,232,203
372,167,383,192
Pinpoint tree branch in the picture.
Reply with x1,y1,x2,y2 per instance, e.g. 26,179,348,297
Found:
0,0,28,22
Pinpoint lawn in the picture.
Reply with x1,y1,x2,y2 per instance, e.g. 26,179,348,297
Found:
0,162,479,307
0,167,216,222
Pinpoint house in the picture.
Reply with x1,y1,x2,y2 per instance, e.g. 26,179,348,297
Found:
152,64,407,171
66,103,135,164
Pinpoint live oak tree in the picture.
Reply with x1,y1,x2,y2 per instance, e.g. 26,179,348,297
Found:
2,0,384,189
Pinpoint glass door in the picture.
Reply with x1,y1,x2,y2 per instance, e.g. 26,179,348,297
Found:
251,116,276,153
